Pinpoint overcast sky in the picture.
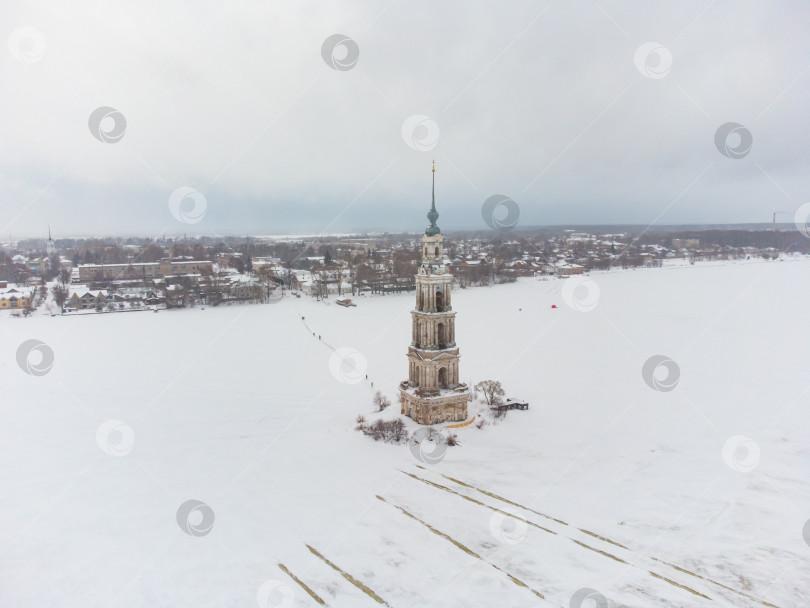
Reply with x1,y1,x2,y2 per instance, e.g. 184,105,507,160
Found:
2,0,809,238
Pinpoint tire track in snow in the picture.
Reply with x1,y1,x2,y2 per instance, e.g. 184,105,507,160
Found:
306,544,390,606
278,563,327,606
570,539,628,564
648,571,711,601
427,468,569,526
409,468,783,608
649,558,782,608
375,496,548,602
400,470,557,535
404,470,713,601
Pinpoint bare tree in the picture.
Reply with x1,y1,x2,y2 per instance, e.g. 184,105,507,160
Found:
357,418,409,444
474,380,505,405
390,418,407,443
141,243,167,262
22,286,37,316
313,268,329,300
36,284,48,305
52,283,69,312
256,266,280,301
201,266,228,306
47,254,60,280
373,391,391,412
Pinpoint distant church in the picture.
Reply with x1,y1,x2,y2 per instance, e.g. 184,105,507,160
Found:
400,163,471,425
46,226,56,257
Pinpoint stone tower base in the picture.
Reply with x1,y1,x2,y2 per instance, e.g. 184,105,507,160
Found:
400,383,470,425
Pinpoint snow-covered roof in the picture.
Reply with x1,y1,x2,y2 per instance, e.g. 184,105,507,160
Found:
0,287,31,297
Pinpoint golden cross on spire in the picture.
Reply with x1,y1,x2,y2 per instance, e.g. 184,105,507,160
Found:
432,159,435,173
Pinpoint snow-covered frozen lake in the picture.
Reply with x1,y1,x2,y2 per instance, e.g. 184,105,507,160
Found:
2,258,808,607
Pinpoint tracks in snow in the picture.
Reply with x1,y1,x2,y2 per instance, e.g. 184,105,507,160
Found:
275,466,782,606
306,544,391,606
278,563,326,605
375,495,548,602
390,466,782,608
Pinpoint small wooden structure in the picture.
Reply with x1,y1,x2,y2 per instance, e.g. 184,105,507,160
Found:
336,298,357,307
492,398,529,412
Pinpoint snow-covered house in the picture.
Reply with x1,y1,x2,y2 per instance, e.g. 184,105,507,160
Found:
0,287,32,310
227,275,263,300
541,262,584,276
67,289,107,310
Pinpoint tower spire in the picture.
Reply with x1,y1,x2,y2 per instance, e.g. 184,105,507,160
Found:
46,225,55,257
426,160,440,236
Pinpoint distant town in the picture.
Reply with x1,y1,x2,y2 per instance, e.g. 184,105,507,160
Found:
1,225,807,316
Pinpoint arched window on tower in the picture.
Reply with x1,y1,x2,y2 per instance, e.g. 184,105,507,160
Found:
434,247,439,258
436,286,444,311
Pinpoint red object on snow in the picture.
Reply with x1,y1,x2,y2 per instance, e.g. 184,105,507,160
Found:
551,304,558,308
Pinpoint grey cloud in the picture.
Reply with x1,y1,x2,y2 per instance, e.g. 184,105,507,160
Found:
1,0,808,236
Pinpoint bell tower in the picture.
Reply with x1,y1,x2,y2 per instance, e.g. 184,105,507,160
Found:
46,226,56,257
400,162,471,425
